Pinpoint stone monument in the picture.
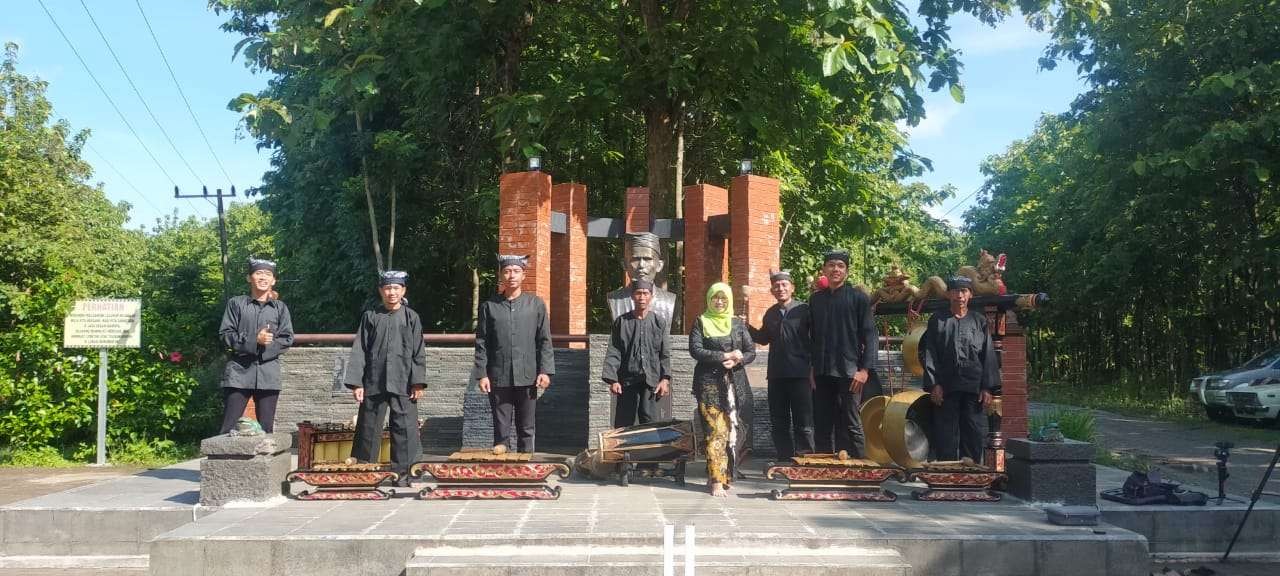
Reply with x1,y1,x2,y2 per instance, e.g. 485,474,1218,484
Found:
605,232,677,324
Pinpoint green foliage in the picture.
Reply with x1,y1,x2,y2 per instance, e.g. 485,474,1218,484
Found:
967,0,1280,396
208,1,1103,332
0,44,268,462
1029,406,1097,443
0,446,76,468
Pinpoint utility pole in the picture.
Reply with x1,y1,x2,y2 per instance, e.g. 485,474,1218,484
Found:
175,185,236,302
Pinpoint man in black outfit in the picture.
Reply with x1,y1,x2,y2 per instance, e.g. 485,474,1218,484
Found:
218,257,294,433
922,276,999,462
474,255,555,454
808,250,878,457
602,280,672,428
344,270,426,483
748,270,815,460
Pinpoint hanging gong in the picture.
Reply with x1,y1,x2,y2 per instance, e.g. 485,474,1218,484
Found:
858,395,895,466
901,324,927,377
883,390,933,469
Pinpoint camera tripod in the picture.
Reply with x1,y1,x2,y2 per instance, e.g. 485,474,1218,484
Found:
1221,443,1280,562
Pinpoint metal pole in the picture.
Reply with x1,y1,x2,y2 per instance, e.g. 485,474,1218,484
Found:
216,189,230,303
663,524,674,576
96,348,108,466
1222,444,1280,561
683,524,695,576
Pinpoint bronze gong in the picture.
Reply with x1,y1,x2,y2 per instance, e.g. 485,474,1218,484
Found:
859,395,895,466
883,390,933,469
901,324,927,377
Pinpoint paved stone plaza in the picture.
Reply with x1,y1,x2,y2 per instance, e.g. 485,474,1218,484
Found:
5,458,1280,576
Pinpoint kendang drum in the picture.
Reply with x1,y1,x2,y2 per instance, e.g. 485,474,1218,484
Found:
598,420,696,486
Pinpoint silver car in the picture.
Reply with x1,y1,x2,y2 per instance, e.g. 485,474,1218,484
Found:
1189,347,1280,421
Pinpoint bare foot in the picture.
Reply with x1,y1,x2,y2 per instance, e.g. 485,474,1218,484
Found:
709,482,728,497
492,444,508,455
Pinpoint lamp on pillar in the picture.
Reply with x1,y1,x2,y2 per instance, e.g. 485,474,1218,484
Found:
739,158,754,175
528,156,543,171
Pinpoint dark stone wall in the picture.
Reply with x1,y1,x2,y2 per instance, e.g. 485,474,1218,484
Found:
275,341,915,457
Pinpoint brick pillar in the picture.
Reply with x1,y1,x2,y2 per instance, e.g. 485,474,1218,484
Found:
683,184,729,331
728,174,780,328
999,311,1029,439
552,183,587,348
624,186,650,233
498,171,553,305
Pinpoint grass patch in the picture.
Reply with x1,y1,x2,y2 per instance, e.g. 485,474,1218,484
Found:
1031,380,1200,423
1,439,198,468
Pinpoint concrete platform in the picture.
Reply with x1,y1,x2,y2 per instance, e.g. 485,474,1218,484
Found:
1095,466,1280,556
11,458,1280,575
147,468,1150,576
0,460,205,557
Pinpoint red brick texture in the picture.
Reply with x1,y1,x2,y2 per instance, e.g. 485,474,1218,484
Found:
728,175,781,328
498,171,553,307
551,183,588,347
999,311,1028,439
682,184,729,330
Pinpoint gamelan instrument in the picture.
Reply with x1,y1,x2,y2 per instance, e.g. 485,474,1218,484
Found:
597,420,696,486
765,451,906,501
862,391,1006,502
287,421,403,500
411,450,570,500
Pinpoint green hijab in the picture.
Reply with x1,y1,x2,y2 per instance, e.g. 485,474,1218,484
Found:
699,282,734,338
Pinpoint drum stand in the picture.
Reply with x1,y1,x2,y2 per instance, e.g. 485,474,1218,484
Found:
617,453,688,487
765,455,905,501
412,452,571,500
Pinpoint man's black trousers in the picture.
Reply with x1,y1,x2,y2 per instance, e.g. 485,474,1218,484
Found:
220,388,280,433
931,389,987,463
813,375,865,457
490,385,538,453
768,377,815,459
352,392,421,475
613,381,659,428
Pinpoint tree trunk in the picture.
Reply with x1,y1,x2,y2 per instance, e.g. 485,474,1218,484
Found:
353,111,384,272
644,102,682,218
471,267,481,330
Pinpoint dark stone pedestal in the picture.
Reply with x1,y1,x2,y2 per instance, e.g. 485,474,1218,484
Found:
199,432,293,506
1006,438,1096,505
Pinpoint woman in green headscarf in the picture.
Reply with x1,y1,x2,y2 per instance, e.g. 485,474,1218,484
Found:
688,282,755,497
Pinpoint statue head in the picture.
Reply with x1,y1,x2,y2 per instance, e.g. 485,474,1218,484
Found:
623,232,664,283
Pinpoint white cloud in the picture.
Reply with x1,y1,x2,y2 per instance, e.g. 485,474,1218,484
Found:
899,101,961,140
953,17,1049,56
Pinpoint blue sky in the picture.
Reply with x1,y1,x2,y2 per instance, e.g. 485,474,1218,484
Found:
3,3,1084,230
903,14,1088,226
2,0,271,227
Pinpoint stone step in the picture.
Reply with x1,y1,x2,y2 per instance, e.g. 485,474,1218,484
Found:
404,543,909,576
0,554,148,571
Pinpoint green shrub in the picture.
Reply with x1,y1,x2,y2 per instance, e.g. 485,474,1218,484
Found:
1029,407,1097,443
0,445,75,467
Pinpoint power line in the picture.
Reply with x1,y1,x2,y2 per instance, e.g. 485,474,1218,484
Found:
77,0,204,184
134,0,235,188
35,0,206,218
940,184,984,218
84,142,165,215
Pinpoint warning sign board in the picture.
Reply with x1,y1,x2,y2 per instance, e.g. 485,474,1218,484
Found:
63,299,142,349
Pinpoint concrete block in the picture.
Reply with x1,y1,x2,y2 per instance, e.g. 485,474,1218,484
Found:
1105,538,1150,576
1036,539,1107,576
1006,459,1096,505
148,538,206,576
961,539,1036,576
1007,438,1094,461
201,432,292,457
62,509,139,543
200,450,291,506
891,539,962,576
3,510,67,543
69,540,144,555
205,540,281,576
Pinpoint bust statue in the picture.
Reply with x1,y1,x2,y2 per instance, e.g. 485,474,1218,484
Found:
606,232,677,325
